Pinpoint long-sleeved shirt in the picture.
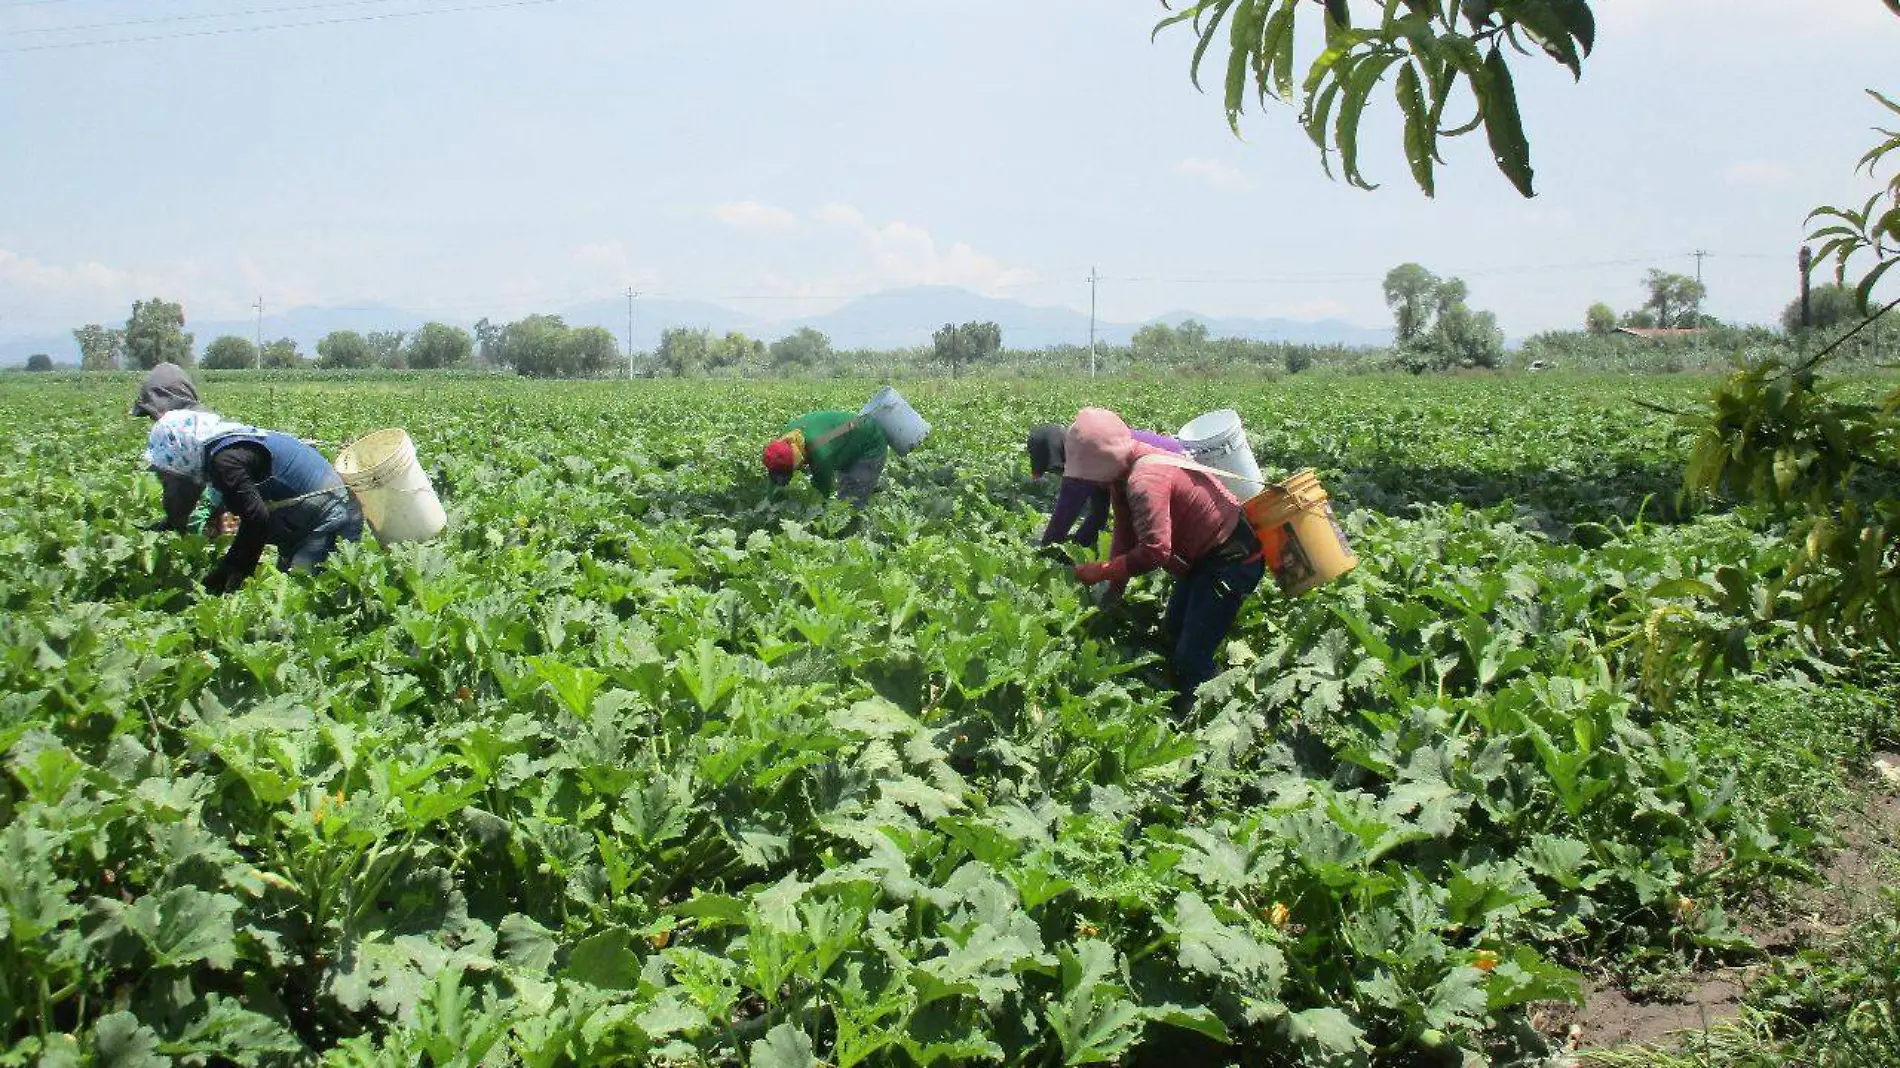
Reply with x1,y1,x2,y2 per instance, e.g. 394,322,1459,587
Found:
786,411,888,496
1040,430,1182,546
206,443,277,579
1096,446,1243,586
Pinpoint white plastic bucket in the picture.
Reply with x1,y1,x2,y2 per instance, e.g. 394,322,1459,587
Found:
335,429,446,544
1176,409,1265,499
860,386,930,456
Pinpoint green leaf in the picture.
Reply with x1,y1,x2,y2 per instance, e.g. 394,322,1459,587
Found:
1479,46,1535,195
91,1013,168,1068
750,1023,818,1068
1287,1006,1365,1056
499,913,558,972
126,888,240,970
1396,62,1435,195
564,928,640,990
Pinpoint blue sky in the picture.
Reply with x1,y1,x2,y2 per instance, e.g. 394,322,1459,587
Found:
1,0,1895,338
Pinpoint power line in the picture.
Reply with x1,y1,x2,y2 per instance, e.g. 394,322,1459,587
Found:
0,0,573,53
7,0,438,37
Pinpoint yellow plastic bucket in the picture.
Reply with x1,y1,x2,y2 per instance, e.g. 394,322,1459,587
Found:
1242,469,1357,596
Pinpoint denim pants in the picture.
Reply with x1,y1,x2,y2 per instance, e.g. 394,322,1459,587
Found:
271,489,364,572
1164,550,1266,695
836,451,887,507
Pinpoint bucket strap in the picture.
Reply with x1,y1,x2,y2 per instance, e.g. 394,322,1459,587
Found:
267,484,348,512
1133,453,1269,489
808,417,863,451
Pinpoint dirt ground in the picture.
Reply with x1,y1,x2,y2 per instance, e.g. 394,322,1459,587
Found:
1548,752,1900,1060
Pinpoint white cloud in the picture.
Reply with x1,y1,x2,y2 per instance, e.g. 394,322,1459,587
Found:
812,202,866,226
0,248,249,326
1724,160,1794,188
1175,157,1253,191
812,203,1039,293
710,200,801,233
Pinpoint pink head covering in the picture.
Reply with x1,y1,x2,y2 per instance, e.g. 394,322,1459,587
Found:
1063,407,1135,483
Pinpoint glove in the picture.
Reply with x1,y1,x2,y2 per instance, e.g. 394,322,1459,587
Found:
1074,561,1113,585
202,566,244,596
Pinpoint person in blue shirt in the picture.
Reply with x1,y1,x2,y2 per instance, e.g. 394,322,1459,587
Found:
145,410,363,593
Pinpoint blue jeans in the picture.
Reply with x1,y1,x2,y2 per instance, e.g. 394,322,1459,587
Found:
1164,551,1265,695
272,489,363,572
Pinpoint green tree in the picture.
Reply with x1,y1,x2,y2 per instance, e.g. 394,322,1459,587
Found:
407,322,473,370
1162,0,1596,197
201,335,258,370
705,331,765,373
1780,284,1862,334
316,330,375,370
564,325,624,377
1586,302,1617,335
368,330,408,370
1641,270,1707,328
473,318,504,369
259,338,303,369
498,315,572,378
72,324,125,371
25,354,52,372
1386,266,1499,371
932,321,1002,377
123,299,194,370
1383,264,1439,342
655,327,711,377
769,327,833,372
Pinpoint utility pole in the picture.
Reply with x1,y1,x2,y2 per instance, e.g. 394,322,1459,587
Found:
1088,267,1099,379
1692,250,1708,287
253,296,264,368
1798,246,1813,329
625,287,639,378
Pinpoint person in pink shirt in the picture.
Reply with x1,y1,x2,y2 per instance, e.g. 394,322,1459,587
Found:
1064,407,1265,698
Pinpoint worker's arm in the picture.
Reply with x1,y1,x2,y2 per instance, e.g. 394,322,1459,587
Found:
204,444,273,590
157,471,205,532
1094,471,1173,585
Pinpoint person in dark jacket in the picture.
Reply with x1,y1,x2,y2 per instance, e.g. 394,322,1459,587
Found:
1027,422,1185,548
129,363,220,533
145,410,363,593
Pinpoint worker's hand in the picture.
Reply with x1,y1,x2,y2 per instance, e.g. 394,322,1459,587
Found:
208,512,240,538
1074,561,1113,585
202,566,243,596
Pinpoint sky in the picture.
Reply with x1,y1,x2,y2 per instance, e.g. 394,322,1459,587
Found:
1,0,1896,339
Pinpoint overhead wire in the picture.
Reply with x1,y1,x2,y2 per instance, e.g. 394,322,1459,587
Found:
0,0,573,53
5,0,441,36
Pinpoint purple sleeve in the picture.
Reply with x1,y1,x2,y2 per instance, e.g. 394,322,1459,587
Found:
1041,478,1097,545
1073,486,1112,546
1132,430,1185,454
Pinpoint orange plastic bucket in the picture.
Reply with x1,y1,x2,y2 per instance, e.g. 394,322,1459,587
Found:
1242,469,1357,596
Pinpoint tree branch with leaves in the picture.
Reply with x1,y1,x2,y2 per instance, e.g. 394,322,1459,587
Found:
1156,0,1596,196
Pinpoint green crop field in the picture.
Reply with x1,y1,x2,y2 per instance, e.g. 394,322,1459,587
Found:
1,372,1893,1067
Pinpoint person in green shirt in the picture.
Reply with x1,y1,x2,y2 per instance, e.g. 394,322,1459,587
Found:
761,410,890,506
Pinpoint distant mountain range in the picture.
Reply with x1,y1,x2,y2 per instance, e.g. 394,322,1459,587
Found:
0,285,1391,367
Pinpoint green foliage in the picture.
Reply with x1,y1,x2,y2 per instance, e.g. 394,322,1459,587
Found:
124,299,194,371
24,354,53,372
200,335,258,370
1157,0,1595,196
1642,270,1708,329
317,330,376,370
367,330,408,371
496,316,623,379
932,321,1002,377
259,337,304,370
1782,284,1864,335
1384,264,1501,372
770,328,834,372
72,325,125,371
406,323,474,370
1807,90,1900,314
1586,302,1617,336
472,318,504,370
0,373,1889,1067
